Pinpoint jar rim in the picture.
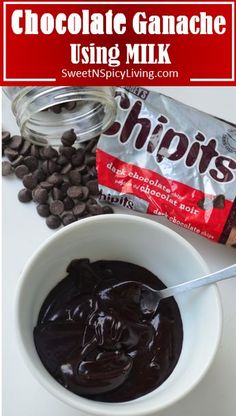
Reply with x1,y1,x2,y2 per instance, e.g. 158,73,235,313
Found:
8,87,116,146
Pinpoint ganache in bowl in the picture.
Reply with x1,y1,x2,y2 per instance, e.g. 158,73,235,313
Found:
15,214,222,416
33,259,183,402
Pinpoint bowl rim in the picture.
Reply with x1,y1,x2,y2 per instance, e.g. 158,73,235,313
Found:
14,214,222,416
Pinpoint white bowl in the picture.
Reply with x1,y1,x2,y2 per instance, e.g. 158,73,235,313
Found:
15,214,222,415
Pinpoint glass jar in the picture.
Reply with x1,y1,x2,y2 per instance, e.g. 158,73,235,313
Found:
3,86,116,146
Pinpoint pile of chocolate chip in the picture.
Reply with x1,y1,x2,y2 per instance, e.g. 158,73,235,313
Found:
2,129,113,229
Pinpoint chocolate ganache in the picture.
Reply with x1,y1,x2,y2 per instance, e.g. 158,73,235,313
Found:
34,259,183,402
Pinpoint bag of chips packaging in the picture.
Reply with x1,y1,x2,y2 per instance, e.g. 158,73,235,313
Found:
97,87,236,246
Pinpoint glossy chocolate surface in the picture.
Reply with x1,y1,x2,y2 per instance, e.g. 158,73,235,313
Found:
34,260,183,402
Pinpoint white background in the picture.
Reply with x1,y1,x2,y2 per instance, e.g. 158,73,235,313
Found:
2,88,236,416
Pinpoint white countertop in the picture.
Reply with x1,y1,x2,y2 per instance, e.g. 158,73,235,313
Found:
2,88,236,416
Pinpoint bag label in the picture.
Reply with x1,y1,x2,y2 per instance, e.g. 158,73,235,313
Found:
97,88,236,245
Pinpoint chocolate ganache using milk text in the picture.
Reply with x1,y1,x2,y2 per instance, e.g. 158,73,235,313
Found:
34,259,183,402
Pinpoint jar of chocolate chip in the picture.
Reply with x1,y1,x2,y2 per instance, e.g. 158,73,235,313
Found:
3,87,116,146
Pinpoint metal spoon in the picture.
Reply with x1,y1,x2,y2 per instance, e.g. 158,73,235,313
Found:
140,264,236,314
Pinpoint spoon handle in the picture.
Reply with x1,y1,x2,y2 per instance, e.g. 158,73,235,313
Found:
159,264,236,299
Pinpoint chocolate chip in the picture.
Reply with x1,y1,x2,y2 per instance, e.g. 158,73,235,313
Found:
22,173,37,190
8,135,23,150
60,182,70,193
81,186,89,201
68,169,81,185
41,160,50,175
39,148,47,160
31,144,40,158
57,155,68,166
64,101,77,111
4,148,18,161
62,213,76,225
36,203,50,217
102,205,114,214
86,156,96,167
84,137,99,153
213,194,225,209
81,173,91,185
32,187,40,202
18,188,32,202
87,179,99,196
71,149,85,167
52,187,65,201
34,188,48,204
2,131,11,145
50,200,64,215
40,181,54,190
24,156,38,172
50,104,62,114
49,160,60,173
88,166,97,179
20,141,31,156
61,163,72,175
11,155,24,168
32,168,46,183
47,173,63,185
87,203,103,215
63,197,74,211
2,161,13,176
87,197,97,205
61,129,77,146
73,201,86,217
67,185,83,199
44,146,58,159
76,164,88,174
46,215,61,229
15,165,29,179
59,145,76,160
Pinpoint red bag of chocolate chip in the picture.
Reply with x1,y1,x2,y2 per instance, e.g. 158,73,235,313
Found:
96,87,236,246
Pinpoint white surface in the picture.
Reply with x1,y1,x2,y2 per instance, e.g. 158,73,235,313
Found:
2,88,236,416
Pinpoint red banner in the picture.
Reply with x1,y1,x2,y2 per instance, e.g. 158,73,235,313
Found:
1,1,235,85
